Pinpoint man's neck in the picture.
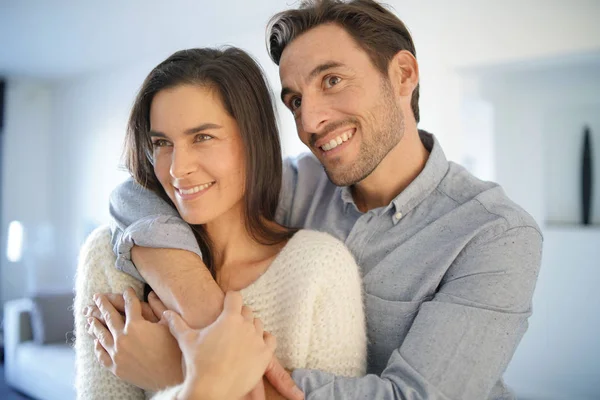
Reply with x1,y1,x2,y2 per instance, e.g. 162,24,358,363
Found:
352,127,429,213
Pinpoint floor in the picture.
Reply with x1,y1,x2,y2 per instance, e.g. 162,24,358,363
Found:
0,365,32,400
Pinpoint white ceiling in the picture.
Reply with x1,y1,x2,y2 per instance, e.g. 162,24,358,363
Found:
1,0,600,80
0,0,289,79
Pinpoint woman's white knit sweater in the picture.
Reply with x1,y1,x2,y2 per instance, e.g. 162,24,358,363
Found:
74,226,366,399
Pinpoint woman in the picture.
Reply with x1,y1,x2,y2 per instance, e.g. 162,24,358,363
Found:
74,47,366,399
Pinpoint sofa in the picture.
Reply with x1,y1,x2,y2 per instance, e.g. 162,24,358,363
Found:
4,294,76,400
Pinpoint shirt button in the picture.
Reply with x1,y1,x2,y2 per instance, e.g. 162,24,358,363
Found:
394,211,403,220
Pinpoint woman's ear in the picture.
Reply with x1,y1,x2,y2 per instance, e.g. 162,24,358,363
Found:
387,50,419,98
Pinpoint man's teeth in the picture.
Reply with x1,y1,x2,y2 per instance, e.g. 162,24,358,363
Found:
179,182,214,195
321,131,353,151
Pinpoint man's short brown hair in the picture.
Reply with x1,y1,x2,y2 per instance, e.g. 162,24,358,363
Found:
267,0,420,123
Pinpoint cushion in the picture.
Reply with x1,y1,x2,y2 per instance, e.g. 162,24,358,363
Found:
30,293,75,345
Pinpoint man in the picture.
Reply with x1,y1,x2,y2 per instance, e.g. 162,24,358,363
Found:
106,0,542,398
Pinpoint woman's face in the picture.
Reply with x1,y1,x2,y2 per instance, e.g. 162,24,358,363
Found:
149,84,246,225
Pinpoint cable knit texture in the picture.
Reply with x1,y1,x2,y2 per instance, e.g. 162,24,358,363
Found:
75,226,366,399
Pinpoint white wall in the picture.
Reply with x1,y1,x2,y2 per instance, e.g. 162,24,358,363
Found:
1,80,56,303
505,226,600,400
460,57,600,400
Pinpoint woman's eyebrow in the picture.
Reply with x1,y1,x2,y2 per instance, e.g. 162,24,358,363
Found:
149,123,223,137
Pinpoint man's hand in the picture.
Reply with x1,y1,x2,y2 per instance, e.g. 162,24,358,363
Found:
165,291,276,400
85,287,183,391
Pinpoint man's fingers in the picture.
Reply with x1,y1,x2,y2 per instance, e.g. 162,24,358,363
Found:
241,305,254,322
164,310,190,341
223,291,243,315
123,287,143,324
94,294,125,334
88,317,114,349
148,291,168,320
265,357,304,400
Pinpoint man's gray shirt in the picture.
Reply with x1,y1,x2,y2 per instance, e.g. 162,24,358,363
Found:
110,132,543,400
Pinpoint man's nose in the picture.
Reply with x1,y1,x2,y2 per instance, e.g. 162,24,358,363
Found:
300,95,330,135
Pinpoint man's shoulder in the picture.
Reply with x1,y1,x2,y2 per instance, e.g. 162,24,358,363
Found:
440,162,541,235
284,152,325,176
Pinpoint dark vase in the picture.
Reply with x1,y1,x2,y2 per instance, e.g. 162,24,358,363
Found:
581,126,593,225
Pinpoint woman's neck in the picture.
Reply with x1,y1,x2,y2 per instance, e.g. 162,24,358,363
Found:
203,202,286,288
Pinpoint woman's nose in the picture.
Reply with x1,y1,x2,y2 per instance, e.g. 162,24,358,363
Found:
169,146,197,179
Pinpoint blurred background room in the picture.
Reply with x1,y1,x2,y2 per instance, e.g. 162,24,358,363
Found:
0,0,598,399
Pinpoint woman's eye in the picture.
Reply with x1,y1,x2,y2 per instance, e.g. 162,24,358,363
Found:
324,76,341,88
290,97,302,111
152,139,170,147
195,134,213,142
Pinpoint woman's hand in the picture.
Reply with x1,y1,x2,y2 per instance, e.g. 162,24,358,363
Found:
86,287,183,391
165,291,276,400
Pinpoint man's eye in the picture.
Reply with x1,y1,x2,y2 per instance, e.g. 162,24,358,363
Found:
324,76,341,88
152,139,170,147
290,97,302,111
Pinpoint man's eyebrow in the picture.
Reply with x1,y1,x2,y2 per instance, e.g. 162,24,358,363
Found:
280,87,294,103
307,61,344,82
149,123,222,137
280,61,344,103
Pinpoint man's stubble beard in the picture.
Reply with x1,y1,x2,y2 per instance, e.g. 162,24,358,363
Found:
325,79,405,187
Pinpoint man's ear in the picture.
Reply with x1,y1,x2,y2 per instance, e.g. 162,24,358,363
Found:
387,50,419,98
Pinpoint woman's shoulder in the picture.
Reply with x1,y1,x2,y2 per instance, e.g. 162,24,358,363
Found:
79,225,113,261
281,229,359,272
287,229,348,251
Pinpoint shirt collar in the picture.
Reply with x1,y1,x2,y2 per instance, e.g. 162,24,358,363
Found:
339,130,449,219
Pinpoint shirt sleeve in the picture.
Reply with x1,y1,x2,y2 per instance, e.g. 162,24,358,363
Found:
292,225,543,400
109,178,202,282
275,157,298,227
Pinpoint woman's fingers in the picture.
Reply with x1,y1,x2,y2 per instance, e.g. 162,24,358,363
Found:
88,317,114,349
254,317,264,336
93,338,113,368
148,291,168,321
84,293,157,323
241,306,254,322
163,310,191,343
93,294,125,334
123,287,143,324
223,291,243,315
263,332,277,353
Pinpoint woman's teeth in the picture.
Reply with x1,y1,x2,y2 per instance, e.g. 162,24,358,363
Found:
179,182,214,195
320,130,353,152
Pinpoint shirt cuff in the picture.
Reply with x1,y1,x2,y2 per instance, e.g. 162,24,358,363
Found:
292,368,335,398
114,215,203,283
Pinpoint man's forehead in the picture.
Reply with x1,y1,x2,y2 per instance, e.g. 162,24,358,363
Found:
278,24,359,84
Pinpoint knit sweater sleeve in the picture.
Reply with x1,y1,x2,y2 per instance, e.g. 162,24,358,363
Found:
74,225,146,400
304,233,367,377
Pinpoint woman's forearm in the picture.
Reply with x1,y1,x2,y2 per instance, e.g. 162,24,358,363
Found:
131,246,224,329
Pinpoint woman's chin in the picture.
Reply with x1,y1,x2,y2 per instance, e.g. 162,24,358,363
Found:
182,215,207,225
178,209,208,226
